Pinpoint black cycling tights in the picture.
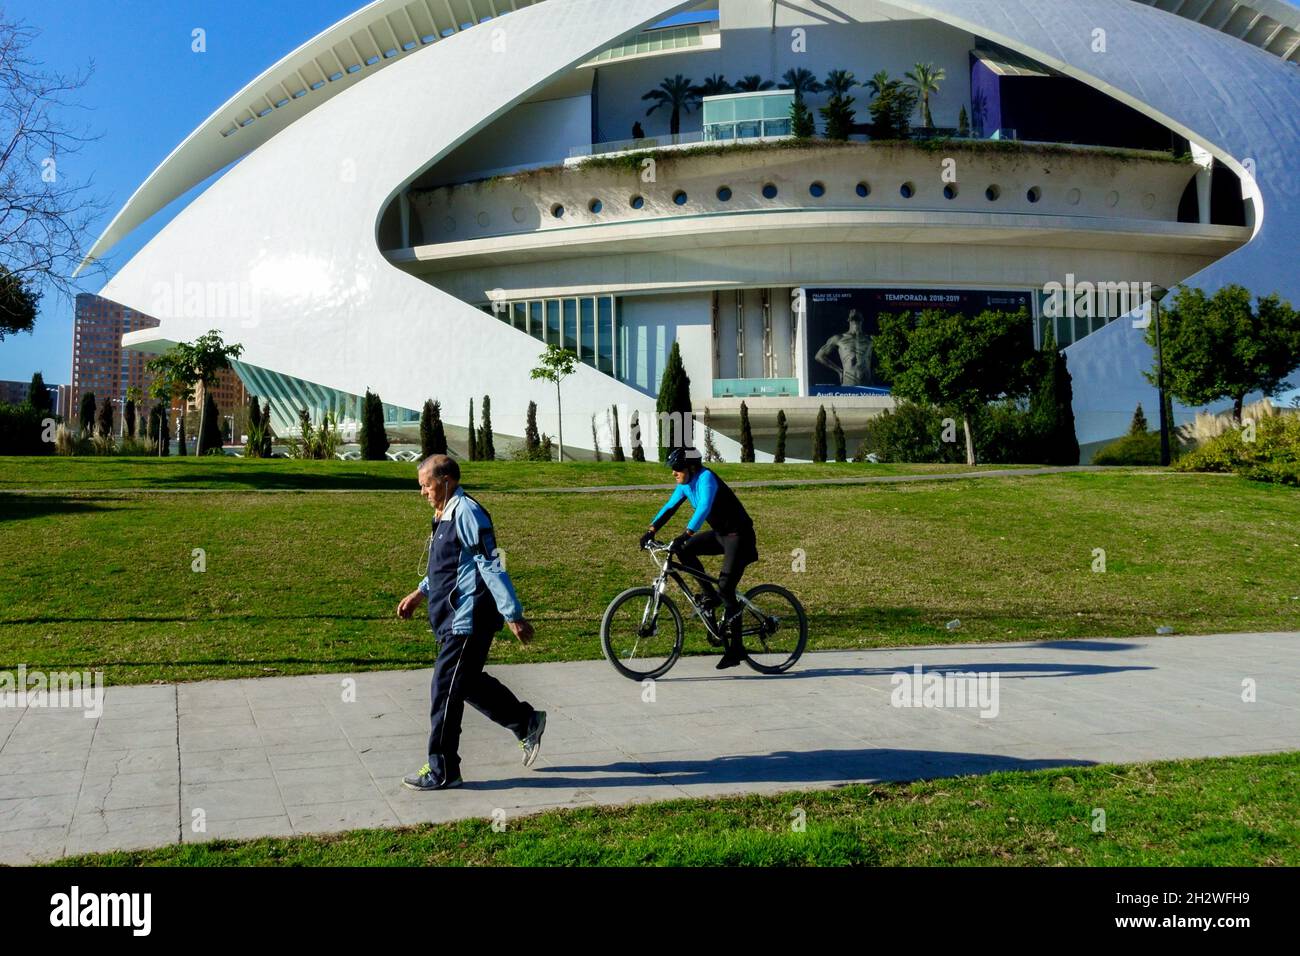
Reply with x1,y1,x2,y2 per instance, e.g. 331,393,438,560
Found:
675,530,755,643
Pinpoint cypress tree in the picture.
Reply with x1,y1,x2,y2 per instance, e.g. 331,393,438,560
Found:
1129,404,1149,435
199,392,222,454
655,341,693,461
739,401,755,463
359,390,390,460
480,395,495,461
790,96,816,137
430,400,447,455
177,412,187,456
473,395,483,457
96,397,114,440
260,400,273,457
245,394,262,457
813,405,828,463
610,406,625,462
28,372,51,414
833,407,847,462
124,398,137,439
524,401,541,459
630,410,646,462
79,392,95,435
1029,326,1080,465
420,399,437,457
775,409,788,463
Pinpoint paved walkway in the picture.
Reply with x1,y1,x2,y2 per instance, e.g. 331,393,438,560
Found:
1,631,1296,864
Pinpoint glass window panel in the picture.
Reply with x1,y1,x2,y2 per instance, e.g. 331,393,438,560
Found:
531,302,545,342
562,299,577,352
1074,315,1090,343
581,298,596,365
547,300,562,346
598,297,614,375
1055,314,1073,347
513,302,528,333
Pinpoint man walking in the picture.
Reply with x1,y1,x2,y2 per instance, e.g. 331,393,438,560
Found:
397,454,546,790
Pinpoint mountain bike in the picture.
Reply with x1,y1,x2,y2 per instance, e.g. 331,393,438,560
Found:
600,539,807,680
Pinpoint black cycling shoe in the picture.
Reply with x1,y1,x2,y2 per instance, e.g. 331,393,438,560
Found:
715,647,745,670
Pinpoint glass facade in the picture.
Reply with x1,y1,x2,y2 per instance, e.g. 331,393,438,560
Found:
702,91,795,142
480,294,622,382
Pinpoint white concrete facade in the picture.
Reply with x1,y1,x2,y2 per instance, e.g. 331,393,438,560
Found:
85,0,1300,457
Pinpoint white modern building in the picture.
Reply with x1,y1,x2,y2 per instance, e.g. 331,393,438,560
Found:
81,0,1300,460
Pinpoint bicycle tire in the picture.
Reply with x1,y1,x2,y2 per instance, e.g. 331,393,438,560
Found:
738,584,808,674
600,586,685,681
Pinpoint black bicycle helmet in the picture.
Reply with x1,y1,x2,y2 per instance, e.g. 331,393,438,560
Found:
666,447,700,471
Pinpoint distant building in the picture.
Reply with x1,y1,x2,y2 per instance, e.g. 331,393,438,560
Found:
71,292,160,410
0,379,59,408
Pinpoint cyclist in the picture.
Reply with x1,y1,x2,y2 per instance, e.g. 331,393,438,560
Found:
639,447,759,669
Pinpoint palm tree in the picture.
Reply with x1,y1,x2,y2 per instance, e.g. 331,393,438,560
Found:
642,75,699,136
734,74,774,92
824,69,858,97
905,62,946,128
781,67,824,102
867,70,893,99
693,73,733,98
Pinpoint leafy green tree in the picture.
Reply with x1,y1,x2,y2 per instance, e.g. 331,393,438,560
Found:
530,345,579,461
146,347,196,457
467,398,477,461
775,409,787,463
96,396,113,440
27,372,51,414
867,71,917,139
1129,404,1149,435
734,75,774,92
905,62,946,129
823,69,857,97
610,405,625,462
1027,325,1080,465
655,341,693,461
812,406,828,463
1146,284,1300,423
875,308,1037,465
479,395,495,461
200,392,222,454
642,75,698,136
781,67,824,101
78,391,95,435
359,390,389,460
244,394,263,457
182,331,244,456
630,409,645,462
739,401,755,462
820,94,856,141
692,74,733,98
0,266,40,341
524,401,541,459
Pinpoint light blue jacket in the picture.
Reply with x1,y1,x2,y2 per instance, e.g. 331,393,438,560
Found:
418,487,523,634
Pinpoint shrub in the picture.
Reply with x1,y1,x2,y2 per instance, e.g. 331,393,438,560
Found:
1093,431,1162,466
359,390,389,460
775,410,787,463
860,401,964,463
0,402,51,455
1175,412,1300,479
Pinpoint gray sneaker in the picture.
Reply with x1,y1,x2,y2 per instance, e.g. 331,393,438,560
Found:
402,763,463,791
519,711,547,768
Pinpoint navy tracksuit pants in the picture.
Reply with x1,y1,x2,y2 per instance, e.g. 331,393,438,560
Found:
426,627,533,784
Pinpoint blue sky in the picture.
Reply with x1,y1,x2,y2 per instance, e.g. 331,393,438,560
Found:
0,2,714,385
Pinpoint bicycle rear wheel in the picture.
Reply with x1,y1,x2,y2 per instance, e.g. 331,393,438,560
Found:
738,584,808,674
601,586,684,681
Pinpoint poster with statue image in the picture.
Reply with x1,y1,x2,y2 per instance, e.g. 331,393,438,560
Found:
805,287,1034,397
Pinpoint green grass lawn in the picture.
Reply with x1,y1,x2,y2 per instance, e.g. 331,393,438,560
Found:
1,467,1297,684
51,753,1298,867
0,456,1021,491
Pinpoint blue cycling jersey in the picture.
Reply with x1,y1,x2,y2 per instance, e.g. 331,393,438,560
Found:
651,467,753,536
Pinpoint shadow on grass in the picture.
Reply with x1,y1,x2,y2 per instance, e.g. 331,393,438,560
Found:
0,495,127,523
473,748,1094,792
134,471,417,491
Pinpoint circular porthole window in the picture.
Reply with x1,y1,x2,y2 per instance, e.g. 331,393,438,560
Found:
630,195,645,210
1027,187,1042,204
512,207,526,223
717,186,732,202
985,185,1001,202
477,212,490,226
900,182,915,199
943,184,959,200
809,181,826,198
762,183,779,200
588,199,603,214
856,182,870,198
673,190,689,206
551,204,565,219
1106,191,1120,207
1067,188,1082,206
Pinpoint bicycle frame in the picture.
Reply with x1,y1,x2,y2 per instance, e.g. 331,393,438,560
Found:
643,541,761,640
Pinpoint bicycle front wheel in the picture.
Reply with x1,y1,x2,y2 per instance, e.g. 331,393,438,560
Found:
739,584,808,674
601,586,684,681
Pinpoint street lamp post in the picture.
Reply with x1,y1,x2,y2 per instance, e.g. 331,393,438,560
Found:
1151,285,1171,467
